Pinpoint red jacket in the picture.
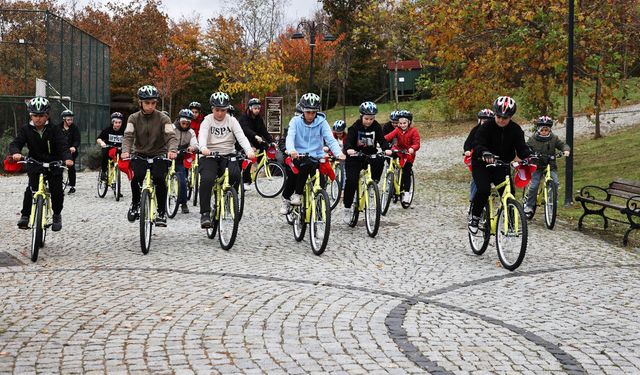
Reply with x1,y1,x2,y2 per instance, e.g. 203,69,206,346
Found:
384,127,421,163
190,113,205,138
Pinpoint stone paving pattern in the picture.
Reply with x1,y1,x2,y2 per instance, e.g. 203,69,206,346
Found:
0,135,639,374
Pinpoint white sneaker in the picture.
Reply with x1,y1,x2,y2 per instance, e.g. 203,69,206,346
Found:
402,192,412,204
290,193,301,205
243,183,252,191
342,207,352,224
524,205,534,219
280,199,291,215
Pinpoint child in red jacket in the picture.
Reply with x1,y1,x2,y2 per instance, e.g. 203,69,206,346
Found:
384,110,420,203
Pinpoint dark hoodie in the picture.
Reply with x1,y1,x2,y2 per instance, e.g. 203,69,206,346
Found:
472,118,531,166
59,121,81,155
10,121,72,162
239,111,273,147
343,119,390,155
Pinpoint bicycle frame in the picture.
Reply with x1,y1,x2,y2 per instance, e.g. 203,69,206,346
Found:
29,173,52,229
189,154,200,189
107,152,120,186
302,168,325,224
142,167,157,222
384,156,404,197
211,159,234,222
488,173,520,236
356,164,375,212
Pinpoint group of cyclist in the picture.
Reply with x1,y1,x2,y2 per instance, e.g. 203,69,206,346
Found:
464,96,571,234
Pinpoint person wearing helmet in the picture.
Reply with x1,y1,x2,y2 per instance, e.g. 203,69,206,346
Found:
173,109,199,214
341,101,391,220
383,111,400,136
9,96,73,231
121,85,178,226
384,110,420,204
239,97,274,191
523,116,571,218
332,120,347,145
280,93,346,215
463,108,494,200
97,112,126,184
468,96,532,234
57,109,81,194
198,91,255,228
188,101,205,138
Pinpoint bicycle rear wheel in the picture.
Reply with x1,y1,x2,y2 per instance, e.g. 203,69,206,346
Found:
166,174,179,218
61,168,69,193
207,189,218,239
97,172,108,198
544,181,558,229
218,187,239,250
400,170,415,209
255,162,286,198
115,168,122,201
329,165,343,211
496,197,527,271
381,172,394,215
468,204,490,255
348,189,359,228
140,190,153,255
364,181,381,237
310,190,331,255
293,197,307,242
30,196,44,262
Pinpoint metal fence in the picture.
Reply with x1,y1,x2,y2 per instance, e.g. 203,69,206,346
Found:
0,9,110,155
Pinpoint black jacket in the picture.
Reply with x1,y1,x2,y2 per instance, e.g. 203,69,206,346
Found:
344,119,390,155
97,125,125,147
382,121,396,136
9,121,72,162
239,112,273,147
473,118,531,166
463,125,480,152
59,122,81,154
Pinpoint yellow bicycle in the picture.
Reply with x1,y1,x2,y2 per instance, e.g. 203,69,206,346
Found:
346,152,382,238
469,157,529,271
289,155,332,255
189,152,200,207
381,150,415,215
97,146,122,201
522,153,562,229
327,154,345,211
243,143,286,198
18,158,66,262
203,153,240,250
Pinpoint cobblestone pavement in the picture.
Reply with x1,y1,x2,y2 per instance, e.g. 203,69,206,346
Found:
1,142,639,374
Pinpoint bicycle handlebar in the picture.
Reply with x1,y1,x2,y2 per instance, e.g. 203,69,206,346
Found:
17,157,67,170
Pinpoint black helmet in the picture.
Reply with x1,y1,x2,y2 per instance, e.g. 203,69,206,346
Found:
178,109,194,120
27,96,50,114
137,85,160,100
299,93,321,111
359,101,378,115
397,110,413,122
535,115,553,127
247,98,261,108
389,111,400,122
492,96,517,117
111,112,125,122
188,101,202,110
61,109,74,118
333,120,346,132
209,92,230,108
477,108,494,119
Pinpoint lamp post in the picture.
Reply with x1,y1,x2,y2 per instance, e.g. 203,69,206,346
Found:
291,20,336,93
565,0,575,206
19,39,27,92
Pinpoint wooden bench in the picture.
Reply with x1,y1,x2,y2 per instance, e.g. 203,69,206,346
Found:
575,179,640,246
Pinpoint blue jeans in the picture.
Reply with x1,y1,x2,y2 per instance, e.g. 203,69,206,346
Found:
176,163,188,204
525,169,560,208
469,179,477,201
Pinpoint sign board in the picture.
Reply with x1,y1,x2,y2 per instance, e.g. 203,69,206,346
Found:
398,77,405,83
265,96,283,135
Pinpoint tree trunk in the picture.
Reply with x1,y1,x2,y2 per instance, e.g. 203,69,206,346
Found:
326,80,331,111
594,74,601,139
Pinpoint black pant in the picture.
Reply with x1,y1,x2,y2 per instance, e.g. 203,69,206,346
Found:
68,152,78,187
470,164,512,217
343,156,385,208
22,168,64,216
199,156,241,214
282,159,318,199
131,157,169,214
401,161,413,192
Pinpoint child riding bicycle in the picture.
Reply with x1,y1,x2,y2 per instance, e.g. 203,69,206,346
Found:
97,112,126,181
524,116,570,218
384,110,420,204
9,96,74,231
464,108,494,201
174,108,199,214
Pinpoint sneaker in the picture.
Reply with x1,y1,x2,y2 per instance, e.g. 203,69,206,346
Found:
67,187,76,194
468,215,480,234
524,205,534,219
127,203,139,222
279,199,291,215
51,214,62,231
155,212,167,227
342,207,352,225
17,215,29,229
200,212,211,228
290,193,301,206
243,183,252,191
402,192,412,204
181,203,189,214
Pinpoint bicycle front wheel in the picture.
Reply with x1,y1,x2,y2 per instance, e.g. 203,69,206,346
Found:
468,204,490,255
218,187,239,250
166,174,179,219
292,198,307,242
400,170,415,209
364,181,381,237
115,168,122,201
381,172,394,215
544,181,558,230
310,190,331,255
255,161,286,198
496,197,527,271
97,172,108,198
140,190,153,255
30,196,44,262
